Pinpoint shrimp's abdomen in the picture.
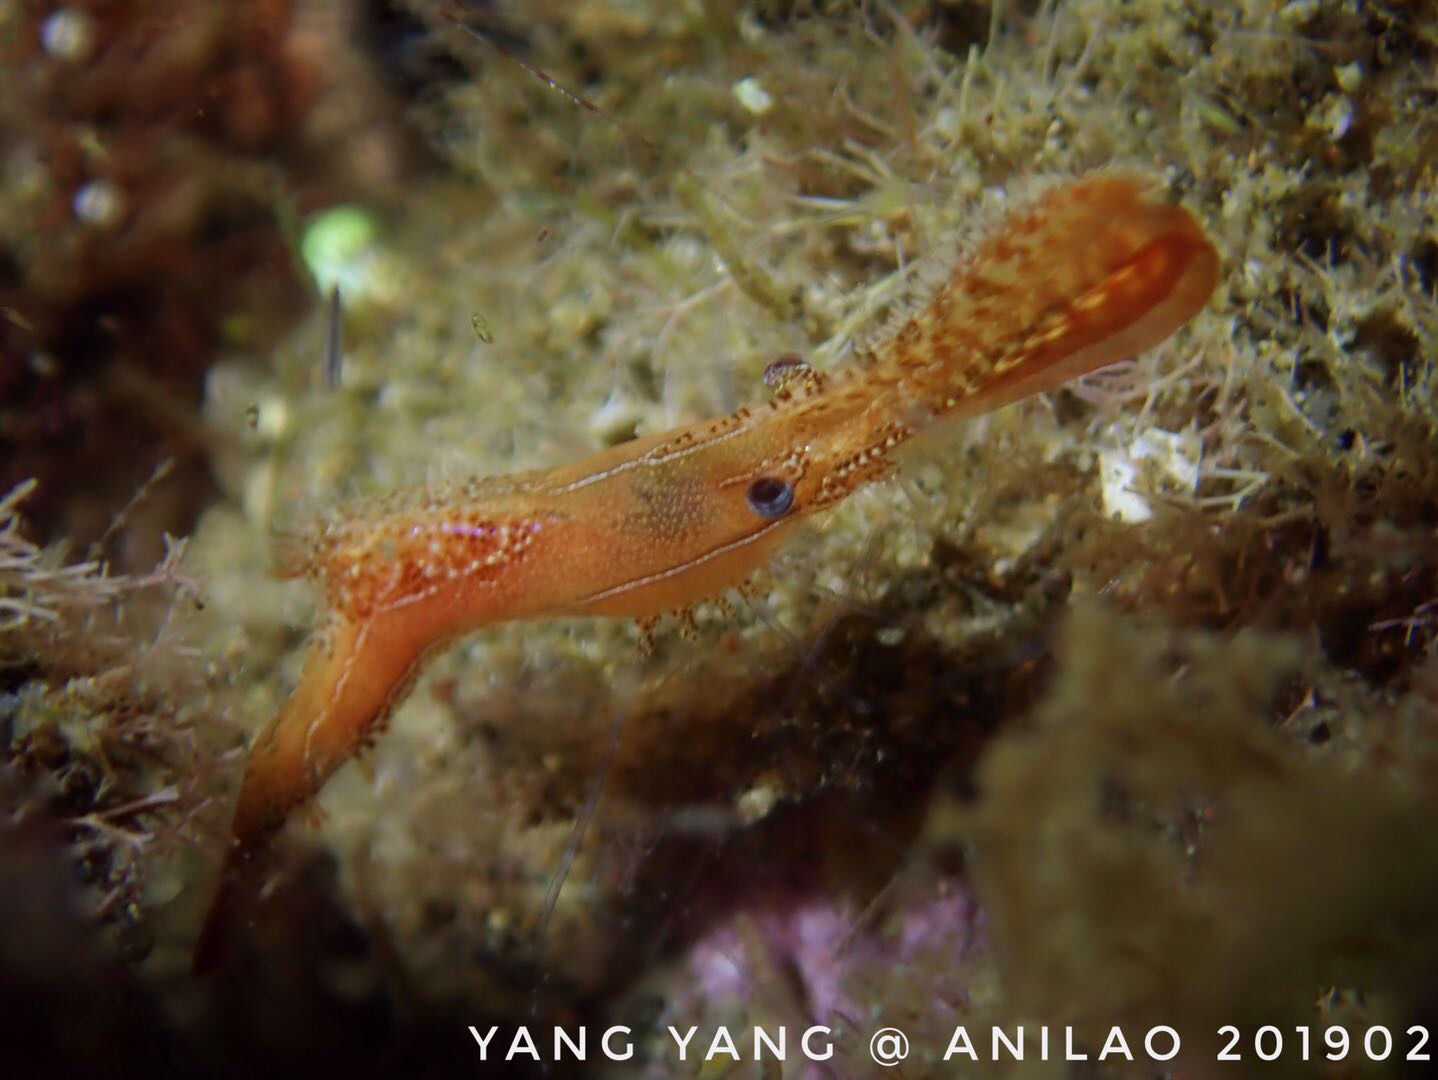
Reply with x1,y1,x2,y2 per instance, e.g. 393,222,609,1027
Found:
194,606,433,970
226,613,426,849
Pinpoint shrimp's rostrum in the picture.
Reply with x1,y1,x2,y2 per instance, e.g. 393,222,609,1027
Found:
197,173,1219,965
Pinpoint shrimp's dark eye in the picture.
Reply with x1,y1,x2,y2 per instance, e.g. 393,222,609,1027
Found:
746,476,795,518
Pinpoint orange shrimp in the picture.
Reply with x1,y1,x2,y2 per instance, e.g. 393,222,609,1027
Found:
194,173,1218,968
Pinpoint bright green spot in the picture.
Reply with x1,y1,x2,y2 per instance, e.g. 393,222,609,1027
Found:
300,205,380,294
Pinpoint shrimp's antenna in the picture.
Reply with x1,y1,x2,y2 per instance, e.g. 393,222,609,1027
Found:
404,0,664,161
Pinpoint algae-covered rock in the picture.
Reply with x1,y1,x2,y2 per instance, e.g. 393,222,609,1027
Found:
4,0,1436,1074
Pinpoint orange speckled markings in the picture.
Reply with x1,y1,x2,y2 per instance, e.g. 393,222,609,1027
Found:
194,173,1219,970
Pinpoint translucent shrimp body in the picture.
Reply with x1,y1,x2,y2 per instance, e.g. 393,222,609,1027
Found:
196,173,1218,967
